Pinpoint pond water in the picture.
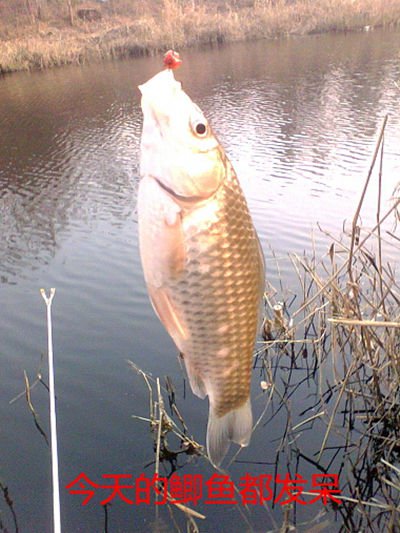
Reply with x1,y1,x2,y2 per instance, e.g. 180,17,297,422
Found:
0,28,399,532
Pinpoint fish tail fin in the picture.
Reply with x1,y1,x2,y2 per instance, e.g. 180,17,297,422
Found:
206,398,253,467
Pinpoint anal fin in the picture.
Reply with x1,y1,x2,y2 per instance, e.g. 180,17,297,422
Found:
182,356,207,399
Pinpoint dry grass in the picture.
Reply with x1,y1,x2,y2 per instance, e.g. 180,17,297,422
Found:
253,118,400,529
1,0,400,73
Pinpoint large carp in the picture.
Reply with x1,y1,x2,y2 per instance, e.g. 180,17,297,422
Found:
137,58,265,466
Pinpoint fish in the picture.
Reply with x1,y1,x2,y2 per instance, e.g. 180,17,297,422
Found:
137,61,265,466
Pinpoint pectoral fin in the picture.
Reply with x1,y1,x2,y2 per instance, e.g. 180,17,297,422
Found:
138,176,185,288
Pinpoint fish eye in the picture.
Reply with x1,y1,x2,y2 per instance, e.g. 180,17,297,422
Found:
192,120,208,137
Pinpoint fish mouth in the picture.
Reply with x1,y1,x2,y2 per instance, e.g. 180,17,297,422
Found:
153,176,219,203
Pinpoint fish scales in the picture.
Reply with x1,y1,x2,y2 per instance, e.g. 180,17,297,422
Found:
173,161,261,418
137,64,265,465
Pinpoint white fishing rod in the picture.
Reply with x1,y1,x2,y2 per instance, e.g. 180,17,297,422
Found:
40,288,62,533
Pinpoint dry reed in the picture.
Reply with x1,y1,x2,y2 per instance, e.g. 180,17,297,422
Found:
1,0,400,73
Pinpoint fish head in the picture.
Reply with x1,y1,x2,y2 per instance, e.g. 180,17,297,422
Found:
139,69,225,201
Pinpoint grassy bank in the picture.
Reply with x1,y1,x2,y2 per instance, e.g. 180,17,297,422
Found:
1,0,400,73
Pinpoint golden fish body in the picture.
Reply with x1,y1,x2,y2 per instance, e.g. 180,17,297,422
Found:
138,68,264,465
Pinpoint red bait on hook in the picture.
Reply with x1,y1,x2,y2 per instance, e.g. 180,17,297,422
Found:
163,50,182,70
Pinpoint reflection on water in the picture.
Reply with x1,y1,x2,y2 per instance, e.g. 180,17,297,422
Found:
0,64,142,282
0,29,399,532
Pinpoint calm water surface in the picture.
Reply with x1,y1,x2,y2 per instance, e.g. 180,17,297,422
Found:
0,29,399,532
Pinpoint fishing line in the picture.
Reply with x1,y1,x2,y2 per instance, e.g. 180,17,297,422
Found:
41,288,62,533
